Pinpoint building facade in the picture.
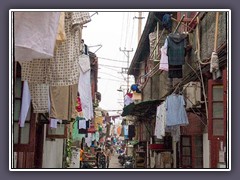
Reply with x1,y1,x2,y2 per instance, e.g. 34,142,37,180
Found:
123,11,229,169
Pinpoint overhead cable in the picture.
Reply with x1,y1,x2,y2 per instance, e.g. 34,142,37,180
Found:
98,57,127,63
98,64,125,68
99,71,127,81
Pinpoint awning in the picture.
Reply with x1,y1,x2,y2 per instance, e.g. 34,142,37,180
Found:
121,100,162,118
128,140,139,145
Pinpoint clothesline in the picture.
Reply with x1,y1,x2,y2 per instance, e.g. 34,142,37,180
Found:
138,29,188,87
154,88,206,142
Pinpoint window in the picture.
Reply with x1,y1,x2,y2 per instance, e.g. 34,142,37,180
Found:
180,136,192,168
13,76,32,145
44,114,68,139
208,80,225,140
193,135,203,168
13,62,36,155
180,135,203,168
46,123,68,139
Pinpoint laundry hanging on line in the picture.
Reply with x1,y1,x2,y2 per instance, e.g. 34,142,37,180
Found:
154,101,167,139
165,93,189,126
19,81,31,128
159,38,169,71
14,12,61,62
167,32,187,78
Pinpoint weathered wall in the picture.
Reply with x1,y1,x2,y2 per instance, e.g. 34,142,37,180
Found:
140,59,152,101
142,121,151,141
181,112,205,135
200,12,227,60
184,12,227,74
159,71,170,100
42,125,64,168
151,74,159,100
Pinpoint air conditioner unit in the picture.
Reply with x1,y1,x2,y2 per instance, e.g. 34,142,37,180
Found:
184,81,201,109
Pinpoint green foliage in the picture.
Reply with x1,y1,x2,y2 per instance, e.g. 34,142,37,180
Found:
65,129,73,168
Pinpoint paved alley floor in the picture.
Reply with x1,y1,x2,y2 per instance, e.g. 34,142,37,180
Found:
109,153,123,169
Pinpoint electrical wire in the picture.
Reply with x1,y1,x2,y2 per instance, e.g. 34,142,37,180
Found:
135,27,166,88
137,63,161,90
193,16,209,119
98,57,127,63
137,61,160,84
98,77,126,82
185,95,207,126
99,71,127,81
198,61,209,119
167,60,209,121
98,64,125,68
99,66,120,72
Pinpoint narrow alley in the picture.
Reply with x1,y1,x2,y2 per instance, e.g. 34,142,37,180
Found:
11,10,229,170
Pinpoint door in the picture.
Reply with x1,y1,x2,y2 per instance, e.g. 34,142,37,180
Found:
208,68,227,168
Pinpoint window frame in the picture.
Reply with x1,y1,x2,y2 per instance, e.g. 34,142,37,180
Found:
13,62,36,152
44,113,68,139
180,135,192,168
180,135,203,168
192,135,203,168
208,79,225,141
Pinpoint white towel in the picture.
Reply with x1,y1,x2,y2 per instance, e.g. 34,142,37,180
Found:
50,119,58,129
78,119,86,129
19,81,31,127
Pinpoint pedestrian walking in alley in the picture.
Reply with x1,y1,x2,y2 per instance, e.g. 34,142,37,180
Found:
105,146,112,168
79,147,84,168
98,149,106,168
79,145,91,168
95,147,101,168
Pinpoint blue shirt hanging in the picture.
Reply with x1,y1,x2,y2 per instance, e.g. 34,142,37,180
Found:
166,94,189,126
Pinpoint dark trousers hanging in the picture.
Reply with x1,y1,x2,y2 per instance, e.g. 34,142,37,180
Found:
168,65,183,78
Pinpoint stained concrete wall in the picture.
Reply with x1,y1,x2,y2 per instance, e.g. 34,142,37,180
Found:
159,71,170,100
151,74,159,100
184,12,227,74
200,12,227,60
42,125,64,168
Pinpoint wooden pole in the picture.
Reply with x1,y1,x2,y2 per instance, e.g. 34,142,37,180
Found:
138,12,142,43
214,12,219,52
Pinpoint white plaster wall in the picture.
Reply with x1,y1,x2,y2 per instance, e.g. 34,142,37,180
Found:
203,133,210,168
42,125,64,168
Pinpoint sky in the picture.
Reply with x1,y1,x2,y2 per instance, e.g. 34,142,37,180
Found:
83,11,148,116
